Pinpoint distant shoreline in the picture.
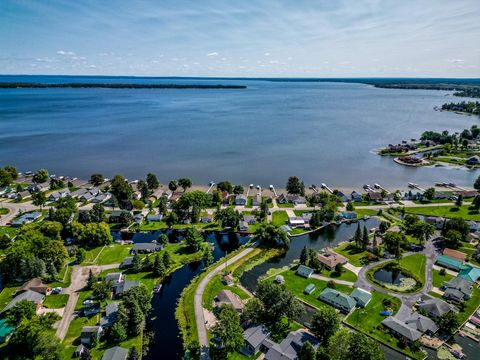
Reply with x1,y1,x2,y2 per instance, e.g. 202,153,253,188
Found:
0,82,246,89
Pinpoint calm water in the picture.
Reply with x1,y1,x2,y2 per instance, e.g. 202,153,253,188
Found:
1,75,479,189
373,267,408,285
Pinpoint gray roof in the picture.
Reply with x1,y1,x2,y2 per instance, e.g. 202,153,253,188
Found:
120,256,133,267
3,290,44,312
405,312,439,334
443,277,473,298
243,325,270,349
350,288,372,305
264,330,319,360
115,281,140,295
105,272,123,284
418,297,458,318
132,243,160,252
381,316,422,341
319,288,357,311
101,346,129,360
81,326,102,337
100,302,120,327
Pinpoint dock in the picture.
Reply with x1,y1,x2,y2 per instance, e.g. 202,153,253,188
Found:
321,183,333,194
269,185,277,197
206,182,215,194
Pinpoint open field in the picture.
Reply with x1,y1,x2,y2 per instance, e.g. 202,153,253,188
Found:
405,205,480,221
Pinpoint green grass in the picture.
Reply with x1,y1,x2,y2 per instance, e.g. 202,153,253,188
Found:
0,284,18,310
456,286,480,325
47,264,73,288
82,246,105,264
0,208,8,215
228,351,259,360
0,226,18,238
352,201,377,206
43,294,69,308
202,274,250,311
278,269,353,311
432,269,454,288
405,204,480,221
355,209,379,218
344,291,424,360
277,203,295,208
335,242,374,267
320,267,358,283
94,244,132,265
271,211,288,226
398,253,426,283
138,221,167,231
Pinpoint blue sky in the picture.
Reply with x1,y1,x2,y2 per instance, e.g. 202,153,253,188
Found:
1,0,479,77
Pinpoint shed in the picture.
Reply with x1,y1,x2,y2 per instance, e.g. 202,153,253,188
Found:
101,346,129,360
304,283,315,295
319,288,356,313
296,265,313,278
435,255,466,271
350,288,372,307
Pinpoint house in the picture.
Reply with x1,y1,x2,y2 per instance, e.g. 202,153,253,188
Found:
340,211,357,220
133,214,144,224
317,250,347,270
74,344,87,357
223,275,234,286
457,190,479,199
114,281,140,298
215,290,244,312
425,216,445,230
91,192,111,204
275,275,285,284
48,189,70,202
239,221,249,231
161,190,172,199
304,283,315,295
280,225,292,233
83,304,101,316
243,215,257,225
459,265,480,282
235,194,247,206
381,316,422,343
435,255,467,271
351,191,363,202
15,278,51,295
443,248,467,262
146,214,163,222
108,210,132,222
366,191,383,202
201,214,212,223
70,188,89,198
28,183,46,193
131,243,162,254
336,191,349,202
417,296,459,318
0,319,15,343
467,221,479,232
105,272,124,286
319,288,357,313
252,194,262,207
240,325,271,356
288,216,305,227
350,288,372,307
80,326,103,346
11,211,42,227
277,194,307,205
296,265,313,278
301,213,313,222
442,277,473,302
2,290,44,313
276,194,289,204
120,256,134,269
100,302,120,328
16,191,31,200
263,330,319,360
405,312,439,335
101,346,129,360
466,156,480,166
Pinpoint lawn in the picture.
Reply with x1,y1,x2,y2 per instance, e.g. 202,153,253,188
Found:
138,221,167,231
47,264,73,288
456,286,480,326
82,246,105,264
405,205,480,221
202,273,250,310
43,294,69,308
272,211,287,226
432,269,454,288
355,208,379,219
344,291,424,360
335,242,373,267
94,244,132,265
0,226,18,238
0,208,8,215
320,267,358,283
278,269,353,311
398,253,426,283
277,203,294,208
0,284,19,310
75,289,94,311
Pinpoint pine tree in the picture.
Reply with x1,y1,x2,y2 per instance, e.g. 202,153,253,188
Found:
362,225,369,250
87,269,96,289
299,246,309,265
162,251,172,268
129,302,145,336
202,247,214,267
353,224,362,249
153,254,165,278
131,253,142,273
143,255,152,271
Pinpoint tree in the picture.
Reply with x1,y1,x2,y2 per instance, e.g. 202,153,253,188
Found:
131,253,142,273
361,225,369,250
411,221,435,245
202,246,214,267
87,269,96,289
243,297,264,325
253,223,289,248
7,300,36,325
32,169,49,183
423,187,435,201
233,185,244,195
158,233,169,246
383,232,407,256
474,175,480,190
31,191,47,210
137,180,150,200
286,176,305,195
300,246,309,265
157,197,168,215
39,221,63,239
90,173,105,186
353,224,362,249
76,248,86,264
110,319,128,343
110,175,133,208
178,178,192,192
0,233,12,249
89,203,106,223
215,208,242,229
455,194,463,207
438,312,459,336
168,180,178,192
443,229,462,249
0,168,13,187
184,227,204,252
212,305,244,352
216,181,233,193
346,201,354,211
153,254,166,277
92,281,110,301
165,212,178,228
298,341,316,360
146,173,159,190
310,307,339,346
162,251,172,268
334,263,344,274
4,165,18,180
442,218,469,241
119,212,134,227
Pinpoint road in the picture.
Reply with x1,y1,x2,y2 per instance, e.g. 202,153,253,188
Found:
55,263,119,340
194,246,257,360
0,200,40,225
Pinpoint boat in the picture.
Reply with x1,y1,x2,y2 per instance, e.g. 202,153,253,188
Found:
153,284,162,294
449,348,466,359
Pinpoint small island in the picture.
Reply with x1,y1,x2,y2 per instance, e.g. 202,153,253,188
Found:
440,101,480,116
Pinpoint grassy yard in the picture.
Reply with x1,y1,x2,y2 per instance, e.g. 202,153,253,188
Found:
405,205,480,221
0,208,9,215
43,294,69,308
94,244,132,265
272,211,288,226
335,242,374,267
320,267,358,283
432,269,454,288
0,284,19,310
398,253,426,284
278,269,353,311
277,203,294,208
0,226,18,238
47,264,73,288
355,208,380,218
202,273,250,310
138,221,167,231
82,246,105,264
457,286,480,325
344,291,424,360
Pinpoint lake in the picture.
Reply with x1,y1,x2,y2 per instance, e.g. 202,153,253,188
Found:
0,75,478,190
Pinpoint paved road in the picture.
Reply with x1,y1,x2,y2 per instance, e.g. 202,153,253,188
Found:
55,263,119,340
195,246,257,360
0,200,40,225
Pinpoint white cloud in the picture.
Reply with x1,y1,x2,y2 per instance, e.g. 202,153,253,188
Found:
206,52,218,57
449,59,465,63
264,52,270,56
56,50,76,56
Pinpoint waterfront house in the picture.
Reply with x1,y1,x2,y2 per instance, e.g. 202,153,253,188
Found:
120,256,133,269
335,191,349,202
351,191,363,202
442,277,473,302
108,210,132,223
459,265,480,282
235,194,247,206
319,288,356,313
114,281,140,298
80,326,103,346
241,325,271,356
301,213,313,222
92,192,111,204
350,288,372,307
317,250,347,270
12,211,42,227
100,302,120,328
15,278,50,295
146,214,163,222
443,248,467,262
105,272,124,286
161,190,172,199
101,346,129,360
435,255,467,272
457,190,479,199
381,316,422,343
304,283,315,295
417,296,459,318
263,330,319,360
201,214,212,223
215,290,244,312
223,275,234,286
244,215,257,225
239,221,249,231
405,312,438,335
131,243,162,254
2,290,44,313
340,211,357,220
252,194,262,207
296,265,313,278
70,188,88,198
366,191,383,202
425,216,445,230
288,216,305,227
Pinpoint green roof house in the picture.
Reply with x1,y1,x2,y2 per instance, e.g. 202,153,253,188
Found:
0,319,14,343
296,265,313,278
435,255,467,272
350,288,372,307
304,283,315,295
459,266,480,282
319,288,356,313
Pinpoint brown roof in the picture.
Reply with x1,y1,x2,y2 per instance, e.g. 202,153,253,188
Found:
317,251,347,268
443,248,467,261
16,278,50,295
216,290,244,311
